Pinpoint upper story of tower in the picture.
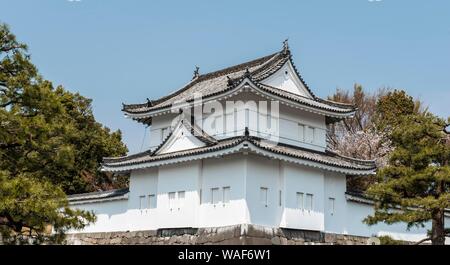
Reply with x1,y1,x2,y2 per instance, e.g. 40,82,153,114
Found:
121,42,356,153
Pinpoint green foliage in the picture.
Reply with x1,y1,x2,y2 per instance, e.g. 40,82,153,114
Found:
377,235,404,245
0,171,96,244
52,87,128,193
374,89,424,132
0,23,128,194
365,112,450,244
0,23,127,243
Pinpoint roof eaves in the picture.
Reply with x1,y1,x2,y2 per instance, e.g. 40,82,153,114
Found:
67,188,130,202
122,52,281,114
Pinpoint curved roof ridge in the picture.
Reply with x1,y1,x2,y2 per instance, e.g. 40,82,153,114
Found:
315,97,356,108
122,51,281,111
325,149,377,166
67,187,129,201
196,52,280,82
102,134,376,172
255,83,356,113
103,149,153,164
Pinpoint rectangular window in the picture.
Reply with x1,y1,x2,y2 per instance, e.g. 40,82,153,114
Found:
222,186,230,204
178,191,185,208
211,188,220,205
260,187,268,207
313,128,321,143
225,113,233,136
306,126,314,143
148,194,156,209
329,197,335,216
168,192,176,210
245,108,249,128
306,194,313,211
139,195,146,210
298,124,305,142
296,192,304,210
234,109,238,135
267,114,271,129
278,190,282,207
199,189,202,204
211,116,223,136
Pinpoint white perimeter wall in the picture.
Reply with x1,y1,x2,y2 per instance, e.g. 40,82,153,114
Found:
70,155,449,243
198,156,248,227
281,162,325,231
70,199,129,233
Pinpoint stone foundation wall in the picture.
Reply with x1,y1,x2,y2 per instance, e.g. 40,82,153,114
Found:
66,224,370,245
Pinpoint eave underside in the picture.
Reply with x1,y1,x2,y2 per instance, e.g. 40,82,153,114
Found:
102,136,376,175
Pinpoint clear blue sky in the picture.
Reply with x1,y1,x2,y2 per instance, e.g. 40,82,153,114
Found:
2,0,449,154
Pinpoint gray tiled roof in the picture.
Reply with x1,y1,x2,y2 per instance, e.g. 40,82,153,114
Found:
257,84,355,113
67,188,129,202
121,47,354,118
103,135,376,172
103,137,242,167
122,52,284,114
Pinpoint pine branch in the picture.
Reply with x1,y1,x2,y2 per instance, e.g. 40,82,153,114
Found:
0,100,15,108
0,44,25,53
414,237,431,245
444,124,450,134
0,142,21,149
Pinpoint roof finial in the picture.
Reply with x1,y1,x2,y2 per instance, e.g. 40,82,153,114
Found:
226,75,234,86
192,65,200,80
146,98,153,107
243,68,251,78
282,38,289,55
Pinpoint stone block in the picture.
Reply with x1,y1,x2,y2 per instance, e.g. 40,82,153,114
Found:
219,237,245,245
287,240,296,245
217,226,237,241
244,236,272,245
110,238,122,245
271,236,281,245
64,226,375,246
246,225,266,238
324,233,337,243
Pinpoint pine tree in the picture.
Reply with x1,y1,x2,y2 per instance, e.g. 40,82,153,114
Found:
0,23,125,243
365,113,450,245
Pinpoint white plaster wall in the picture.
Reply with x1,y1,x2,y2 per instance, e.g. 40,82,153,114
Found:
195,93,327,151
323,172,347,233
197,97,248,139
157,124,205,154
260,61,313,98
199,155,248,227
127,168,159,230
69,199,129,233
148,113,178,150
323,172,450,243
245,155,282,227
156,161,200,228
344,201,431,241
278,104,326,152
70,156,450,243
281,163,325,231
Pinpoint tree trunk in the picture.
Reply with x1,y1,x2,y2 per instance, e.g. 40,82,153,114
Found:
431,209,445,245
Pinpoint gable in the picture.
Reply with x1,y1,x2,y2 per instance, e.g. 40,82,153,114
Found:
155,123,206,155
259,61,313,98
